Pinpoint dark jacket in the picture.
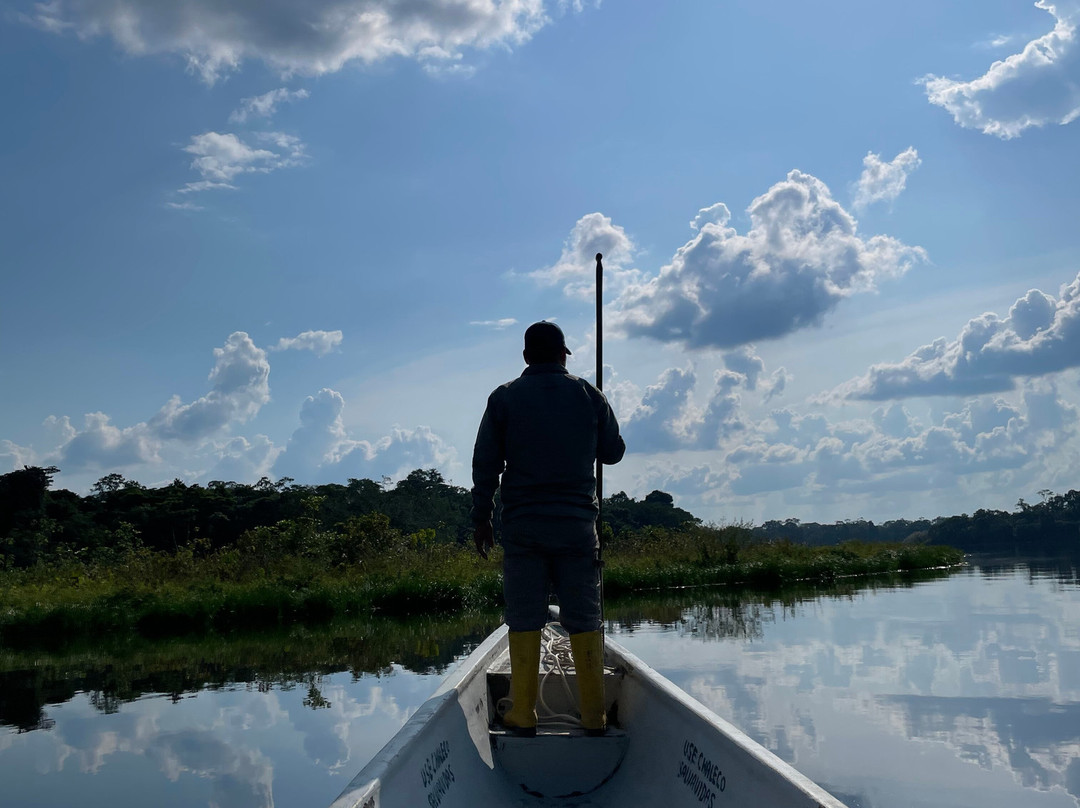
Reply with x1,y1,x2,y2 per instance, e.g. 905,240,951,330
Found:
470,363,625,527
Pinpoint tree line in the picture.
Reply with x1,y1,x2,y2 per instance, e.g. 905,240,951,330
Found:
0,466,963,653
754,489,1080,554
0,466,699,569
4,465,1075,570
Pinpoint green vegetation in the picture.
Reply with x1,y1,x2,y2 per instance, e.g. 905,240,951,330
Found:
925,490,1080,553
0,518,961,649
0,509,503,646
3,570,965,733
605,564,959,638
0,465,962,648
0,466,697,571
604,524,961,594
0,610,505,731
0,466,474,569
755,488,1080,554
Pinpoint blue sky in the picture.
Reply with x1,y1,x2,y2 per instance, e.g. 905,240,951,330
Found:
3,0,1080,524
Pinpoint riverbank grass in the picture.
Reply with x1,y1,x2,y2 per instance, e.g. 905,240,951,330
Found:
604,524,961,593
0,521,962,647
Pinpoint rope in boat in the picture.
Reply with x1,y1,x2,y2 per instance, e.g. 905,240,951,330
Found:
537,622,584,730
495,621,589,731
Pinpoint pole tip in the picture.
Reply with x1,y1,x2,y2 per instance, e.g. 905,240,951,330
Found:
595,252,603,262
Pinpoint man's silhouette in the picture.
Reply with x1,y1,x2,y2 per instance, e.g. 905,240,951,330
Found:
471,321,625,735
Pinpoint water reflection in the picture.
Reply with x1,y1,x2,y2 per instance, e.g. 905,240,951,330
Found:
0,611,500,734
880,695,1080,798
611,559,1080,808
0,612,500,808
150,730,275,808
607,568,956,643
0,669,440,808
2,562,1078,808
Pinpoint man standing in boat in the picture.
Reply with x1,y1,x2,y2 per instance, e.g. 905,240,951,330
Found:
471,320,626,737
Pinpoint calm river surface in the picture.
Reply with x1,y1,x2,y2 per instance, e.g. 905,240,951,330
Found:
2,558,1078,808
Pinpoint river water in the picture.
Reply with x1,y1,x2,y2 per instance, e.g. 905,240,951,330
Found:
1,558,1077,808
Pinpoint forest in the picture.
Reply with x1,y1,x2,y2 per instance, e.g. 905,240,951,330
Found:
0,465,962,645
755,489,1080,554
0,466,697,570
1,466,1075,569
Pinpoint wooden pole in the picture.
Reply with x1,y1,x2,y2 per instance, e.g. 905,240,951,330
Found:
595,252,605,625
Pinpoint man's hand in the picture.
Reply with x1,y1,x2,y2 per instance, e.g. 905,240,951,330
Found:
474,521,494,560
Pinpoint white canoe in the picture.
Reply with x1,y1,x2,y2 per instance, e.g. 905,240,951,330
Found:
331,620,848,808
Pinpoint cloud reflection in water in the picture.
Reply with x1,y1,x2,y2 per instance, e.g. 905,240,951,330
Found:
612,564,1080,808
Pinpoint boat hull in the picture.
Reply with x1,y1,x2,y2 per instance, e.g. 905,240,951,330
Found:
331,623,847,807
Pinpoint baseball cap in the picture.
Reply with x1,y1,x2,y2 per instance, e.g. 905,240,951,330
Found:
524,321,572,356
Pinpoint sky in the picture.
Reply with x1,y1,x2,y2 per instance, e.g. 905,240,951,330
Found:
2,0,1080,525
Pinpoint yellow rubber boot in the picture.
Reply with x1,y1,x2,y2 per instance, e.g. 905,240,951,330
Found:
502,630,541,736
570,630,607,736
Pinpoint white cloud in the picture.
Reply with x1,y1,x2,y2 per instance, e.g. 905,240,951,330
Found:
254,131,306,157
182,132,274,186
853,148,921,211
37,332,276,479
204,435,280,483
7,332,456,490
643,380,1079,506
611,170,926,349
697,371,749,449
762,367,790,403
178,180,234,194
607,324,1079,519
1,439,36,471
621,366,698,452
620,353,789,454
602,369,642,424
229,88,309,124
179,131,307,193
271,330,343,356
43,413,78,444
723,346,766,391
358,425,457,480
17,1,75,34
976,34,1017,50
149,332,271,441
56,413,159,471
469,318,518,329
530,212,640,300
690,202,731,232
26,0,561,83
273,388,456,482
768,409,833,449
713,437,808,497
921,0,1080,138
838,273,1080,400
631,462,731,501
273,389,350,475
855,384,1077,480
871,403,921,439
